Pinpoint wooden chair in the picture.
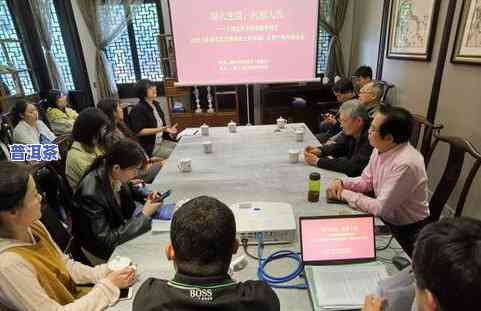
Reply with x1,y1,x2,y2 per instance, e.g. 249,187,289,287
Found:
122,102,138,132
0,111,13,146
68,90,93,113
35,99,52,130
51,133,74,179
410,114,443,165
376,80,395,105
32,162,92,266
425,134,481,222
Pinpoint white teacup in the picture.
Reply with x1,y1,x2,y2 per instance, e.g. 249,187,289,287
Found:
228,121,237,133
288,149,300,163
203,141,213,153
200,124,209,136
295,129,305,142
108,256,131,271
178,158,192,172
276,117,287,129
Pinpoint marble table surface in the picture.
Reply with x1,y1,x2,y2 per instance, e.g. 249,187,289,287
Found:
109,124,404,310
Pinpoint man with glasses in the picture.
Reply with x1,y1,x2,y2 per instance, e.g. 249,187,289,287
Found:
327,105,429,257
323,80,383,146
305,99,372,177
359,81,384,117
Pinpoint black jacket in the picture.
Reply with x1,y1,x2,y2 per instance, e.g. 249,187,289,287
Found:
73,168,151,260
128,99,173,156
133,273,280,311
317,124,372,177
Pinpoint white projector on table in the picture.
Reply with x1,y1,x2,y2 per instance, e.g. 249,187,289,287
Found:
230,201,296,245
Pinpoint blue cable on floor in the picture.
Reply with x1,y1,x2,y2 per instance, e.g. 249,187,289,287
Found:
255,232,307,289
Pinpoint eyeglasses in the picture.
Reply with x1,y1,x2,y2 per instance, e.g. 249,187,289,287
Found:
359,90,374,95
34,191,46,205
339,117,352,124
33,190,44,199
369,124,380,132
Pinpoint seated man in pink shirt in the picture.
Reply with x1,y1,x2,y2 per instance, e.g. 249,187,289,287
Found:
327,105,430,257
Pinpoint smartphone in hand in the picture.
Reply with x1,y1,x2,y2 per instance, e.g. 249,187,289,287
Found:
152,189,172,203
326,189,347,204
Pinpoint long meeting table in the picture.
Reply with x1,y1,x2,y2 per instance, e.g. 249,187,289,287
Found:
110,124,404,310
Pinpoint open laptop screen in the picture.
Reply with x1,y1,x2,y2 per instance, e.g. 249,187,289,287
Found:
299,215,376,265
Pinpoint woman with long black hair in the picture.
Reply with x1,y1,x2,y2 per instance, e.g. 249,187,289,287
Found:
65,108,110,190
96,98,135,147
97,98,163,183
73,139,164,263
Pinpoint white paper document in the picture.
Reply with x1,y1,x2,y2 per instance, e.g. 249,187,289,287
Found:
177,128,200,139
376,267,416,311
306,262,388,310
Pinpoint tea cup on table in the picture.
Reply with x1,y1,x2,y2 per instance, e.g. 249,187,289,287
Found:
203,141,213,153
288,149,300,163
228,120,237,133
108,256,132,271
178,158,192,172
295,129,305,142
200,124,209,136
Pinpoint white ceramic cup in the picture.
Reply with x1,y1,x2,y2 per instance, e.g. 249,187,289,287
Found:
295,129,305,142
200,124,209,136
288,149,300,163
228,121,237,133
178,158,192,172
276,117,287,129
108,256,131,271
203,141,213,153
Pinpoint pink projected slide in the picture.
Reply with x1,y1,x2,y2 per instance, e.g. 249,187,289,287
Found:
301,217,375,262
169,0,319,85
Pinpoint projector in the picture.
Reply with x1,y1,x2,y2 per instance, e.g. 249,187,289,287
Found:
230,201,297,245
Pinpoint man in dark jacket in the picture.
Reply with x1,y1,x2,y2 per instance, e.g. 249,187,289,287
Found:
305,99,372,177
317,78,357,143
133,196,280,311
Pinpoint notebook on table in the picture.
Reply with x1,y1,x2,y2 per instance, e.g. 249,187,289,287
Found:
299,215,388,310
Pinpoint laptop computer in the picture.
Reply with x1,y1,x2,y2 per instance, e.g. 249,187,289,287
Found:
299,215,387,310
299,214,376,265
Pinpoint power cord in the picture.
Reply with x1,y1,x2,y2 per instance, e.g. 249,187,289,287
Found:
376,235,394,251
251,232,307,289
241,239,259,260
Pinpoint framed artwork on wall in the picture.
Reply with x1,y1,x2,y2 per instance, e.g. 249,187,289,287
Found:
387,0,440,61
451,0,481,65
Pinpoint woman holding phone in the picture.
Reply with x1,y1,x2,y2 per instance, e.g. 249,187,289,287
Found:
73,139,165,263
